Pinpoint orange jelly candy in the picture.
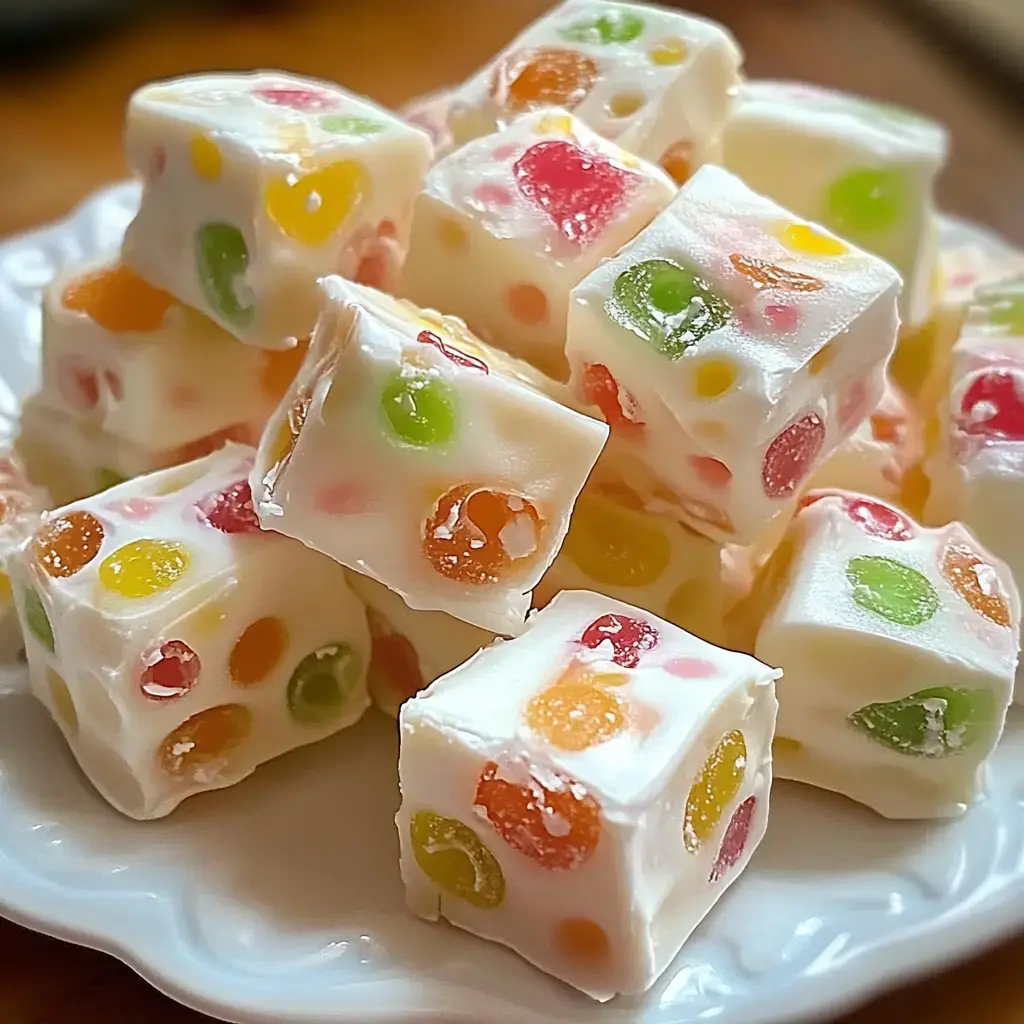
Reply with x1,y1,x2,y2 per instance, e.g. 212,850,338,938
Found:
61,264,175,334
474,759,601,870
158,704,252,779
491,47,599,113
422,484,542,585
525,676,627,752
942,542,1011,628
729,254,824,292
34,510,105,579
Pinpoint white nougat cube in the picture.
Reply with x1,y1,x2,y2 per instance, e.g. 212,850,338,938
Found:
400,107,676,380
566,164,902,544
11,445,370,819
756,490,1019,818
347,571,496,717
252,278,608,635
446,0,742,180
41,257,305,450
722,80,948,328
397,590,779,1001
122,72,433,348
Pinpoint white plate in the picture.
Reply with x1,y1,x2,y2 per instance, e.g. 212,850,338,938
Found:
1,183,1024,1024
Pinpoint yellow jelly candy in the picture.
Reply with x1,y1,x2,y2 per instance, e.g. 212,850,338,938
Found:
648,37,688,65
410,811,505,909
781,223,847,258
47,669,78,733
158,704,253,779
98,539,191,599
190,134,223,181
683,730,746,853
265,161,368,246
692,358,738,399
525,678,628,752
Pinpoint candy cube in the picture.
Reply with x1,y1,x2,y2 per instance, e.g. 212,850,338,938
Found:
722,81,948,328
399,107,676,380
397,590,779,1000
251,278,608,635
755,490,1018,818
122,72,433,348
566,164,902,544
446,0,742,181
10,445,370,819
347,572,495,717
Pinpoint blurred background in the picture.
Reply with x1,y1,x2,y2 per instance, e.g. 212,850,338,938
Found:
0,0,1021,242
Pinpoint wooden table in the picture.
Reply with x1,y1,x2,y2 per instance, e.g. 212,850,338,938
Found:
0,1,1022,1021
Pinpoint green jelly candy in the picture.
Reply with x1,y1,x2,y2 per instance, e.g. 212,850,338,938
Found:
410,811,506,909
559,9,645,44
605,258,731,359
96,468,127,493
287,642,361,725
23,588,54,653
318,115,386,136
826,168,909,235
846,555,939,627
195,223,255,329
849,686,996,758
973,279,1024,335
381,371,457,447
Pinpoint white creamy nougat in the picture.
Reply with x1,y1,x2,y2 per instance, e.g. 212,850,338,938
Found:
446,0,742,181
11,445,369,819
252,278,608,635
40,257,305,450
400,107,676,380
722,80,948,327
346,571,495,717
397,590,778,1001
566,164,902,545
755,490,1018,818
122,72,432,348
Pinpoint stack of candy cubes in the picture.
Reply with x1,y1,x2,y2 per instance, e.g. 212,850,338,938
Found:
4,0,1023,1003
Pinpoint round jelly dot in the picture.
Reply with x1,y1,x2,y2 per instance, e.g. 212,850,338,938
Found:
230,616,288,686
526,679,628,752
688,455,732,489
492,47,599,113
252,85,340,112
380,371,457,448
158,704,252,779
606,90,646,119
287,641,362,725
709,794,756,883
781,223,847,257
844,495,915,541
554,917,610,965
367,608,425,704
189,134,223,181
47,669,78,733
507,282,549,325
559,9,645,44
195,223,254,329
98,539,190,600
958,369,1024,440
658,140,693,185
23,588,54,652
265,160,367,247
34,510,105,579
578,362,644,438
474,760,601,870
197,479,262,534
140,640,201,701
318,114,386,136
61,264,175,334
579,612,659,668
438,217,468,249
648,36,688,65
410,811,505,909
827,168,909,235
692,358,737,399
683,730,746,853
663,655,718,679
761,413,826,499
846,555,939,626
729,253,824,292
941,543,1011,628
764,304,800,332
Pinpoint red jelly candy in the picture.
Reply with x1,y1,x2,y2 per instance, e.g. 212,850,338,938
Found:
801,491,915,541
197,479,262,535
252,85,340,112
709,795,756,883
578,363,644,439
513,140,630,247
367,608,425,702
140,640,201,701
579,613,658,668
762,413,826,499
417,330,488,374
958,369,1024,440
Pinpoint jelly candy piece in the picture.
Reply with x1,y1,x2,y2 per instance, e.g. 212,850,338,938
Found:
555,917,610,965
846,555,939,626
658,140,693,185
287,642,361,725
380,371,457,448
514,140,630,246
562,494,670,588
260,340,309,399
474,760,601,870
579,613,658,668
663,656,718,679
318,114,386,135
23,588,54,652
578,363,644,439
410,810,505,909
265,161,367,246
973,280,1024,335
189,134,222,181
492,47,599,112
195,223,254,329
709,795,756,883
559,9,644,44
781,223,847,257
764,304,799,332
692,358,737,399
61,264,175,334
761,413,825,499
96,468,128,492
141,640,201,701
438,217,468,249
942,542,1012,627
526,679,628,752
507,282,549,325
158,704,252,779
689,455,732,489
98,539,190,599
803,492,916,541
607,259,731,359
48,669,78,733
606,90,646,118
252,85,339,112
683,730,746,853
367,607,425,703
197,479,262,534
230,616,288,686
729,254,824,292
849,686,996,757
34,510,105,579
423,485,542,584
827,168,908,235
648,36,688,65
958,369,1024,440
417,330,488,374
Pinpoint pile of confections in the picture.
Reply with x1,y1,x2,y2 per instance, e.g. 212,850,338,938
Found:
2,0,1023,1003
